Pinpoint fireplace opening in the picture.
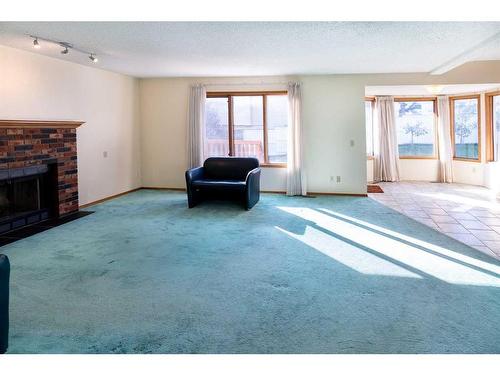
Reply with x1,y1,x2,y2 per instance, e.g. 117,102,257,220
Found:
0,164,58,234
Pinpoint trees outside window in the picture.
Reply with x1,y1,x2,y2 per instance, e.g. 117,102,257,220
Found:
451,97,480,160
395,100,436,157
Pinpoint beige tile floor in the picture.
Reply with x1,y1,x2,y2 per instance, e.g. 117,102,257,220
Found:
368,181,500,260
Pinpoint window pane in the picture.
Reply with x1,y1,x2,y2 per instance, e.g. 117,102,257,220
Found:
395,101,435,157
453,98,479,159
233,96,264,162
494,95,500,161
267,95,288,163
205,97,229,158
365,101,374,156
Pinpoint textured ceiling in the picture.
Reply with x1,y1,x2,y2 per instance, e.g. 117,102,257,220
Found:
1,22,500,78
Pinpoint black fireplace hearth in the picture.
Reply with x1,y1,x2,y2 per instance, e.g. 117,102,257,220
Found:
0,164,58,235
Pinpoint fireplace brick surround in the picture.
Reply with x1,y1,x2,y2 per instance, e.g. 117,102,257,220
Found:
0,120,84,216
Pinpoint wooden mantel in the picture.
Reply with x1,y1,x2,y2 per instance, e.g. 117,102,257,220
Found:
0,120,85,129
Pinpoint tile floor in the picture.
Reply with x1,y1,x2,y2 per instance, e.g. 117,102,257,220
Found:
369,181,500,260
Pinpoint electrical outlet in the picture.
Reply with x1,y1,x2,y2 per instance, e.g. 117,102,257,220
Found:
336,176,341,183
350,140,355,147
103,151,108,158
330,176,334,182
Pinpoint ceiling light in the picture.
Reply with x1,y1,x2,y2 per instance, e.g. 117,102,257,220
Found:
426,85,445,95
29,35,98,63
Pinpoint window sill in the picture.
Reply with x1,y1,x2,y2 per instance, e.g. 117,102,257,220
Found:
399,156,438,160
453,157,481,163
261,163,287,168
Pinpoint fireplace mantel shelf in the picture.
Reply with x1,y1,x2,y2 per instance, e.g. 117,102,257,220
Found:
0,120,85,129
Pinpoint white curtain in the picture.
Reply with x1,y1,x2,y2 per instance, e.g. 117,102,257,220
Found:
372,101,381,182
286,82,307,196
494,96,499,162
187,84,206,169
437,95,453,183
375,96,400,182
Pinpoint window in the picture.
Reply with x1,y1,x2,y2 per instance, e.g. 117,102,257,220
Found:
233,96,264,161
205,92,288,166
365,99,374,157
395,99,436,158
486,92,500,162
205,97,229,158
451,96,480,161
266,95,288,163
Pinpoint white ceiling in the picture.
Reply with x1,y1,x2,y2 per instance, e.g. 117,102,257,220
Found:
1,22,500,78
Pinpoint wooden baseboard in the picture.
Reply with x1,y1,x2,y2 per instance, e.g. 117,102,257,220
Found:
79,187,142,209
308,191,368,197
141,186,186,191
79,187,367,209
143,189,368,197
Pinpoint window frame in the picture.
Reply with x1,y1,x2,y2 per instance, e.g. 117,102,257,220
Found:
365,97,375,160
449,94,481,163
485,91,500,162
394,97,438,160
206,91,288,168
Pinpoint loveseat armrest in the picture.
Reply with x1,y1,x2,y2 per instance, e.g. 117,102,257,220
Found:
245,167,261,210
185,167,205,208
185,166,205,184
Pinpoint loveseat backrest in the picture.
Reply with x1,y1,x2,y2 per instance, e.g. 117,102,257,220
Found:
204,157,259,181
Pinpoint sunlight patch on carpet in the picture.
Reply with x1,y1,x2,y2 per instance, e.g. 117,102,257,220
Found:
278,206,500,287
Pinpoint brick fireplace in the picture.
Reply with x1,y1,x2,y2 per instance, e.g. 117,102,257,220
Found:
0,120,84,223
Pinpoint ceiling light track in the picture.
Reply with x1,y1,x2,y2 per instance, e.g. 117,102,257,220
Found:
29,35,98,63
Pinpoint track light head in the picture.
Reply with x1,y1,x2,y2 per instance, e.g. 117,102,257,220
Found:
33,38,40,49
89,54,98,63
59,42,71,55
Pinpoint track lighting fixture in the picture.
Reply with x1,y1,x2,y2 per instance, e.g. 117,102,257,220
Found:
60,42,71,55
29,35,98,64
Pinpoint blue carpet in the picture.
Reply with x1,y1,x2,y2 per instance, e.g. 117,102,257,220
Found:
2,190,500,353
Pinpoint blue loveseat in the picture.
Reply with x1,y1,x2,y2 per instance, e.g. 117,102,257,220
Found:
185,157,261,209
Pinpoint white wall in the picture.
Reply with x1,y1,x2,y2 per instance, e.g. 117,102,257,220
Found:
367,159,440,183
0,45,142,205
300,75,367,193
485,162,500,193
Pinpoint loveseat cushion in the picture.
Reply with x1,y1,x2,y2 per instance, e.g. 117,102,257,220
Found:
192,179,246,191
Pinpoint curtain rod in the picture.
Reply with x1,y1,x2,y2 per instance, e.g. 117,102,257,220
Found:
201,82,292,87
